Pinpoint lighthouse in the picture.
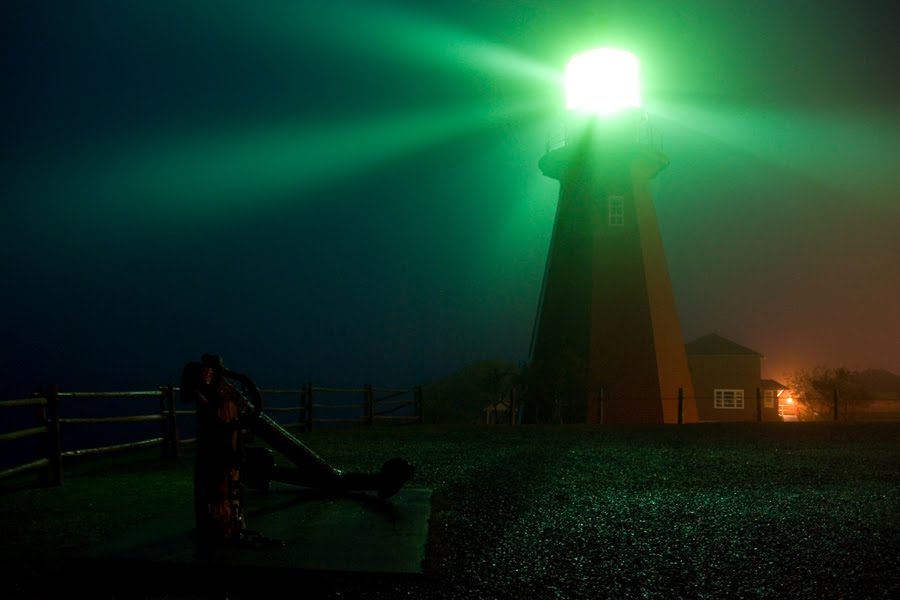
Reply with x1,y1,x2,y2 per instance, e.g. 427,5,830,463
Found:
528,49,696,424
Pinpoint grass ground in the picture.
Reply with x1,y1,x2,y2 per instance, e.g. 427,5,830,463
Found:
1,422,898,598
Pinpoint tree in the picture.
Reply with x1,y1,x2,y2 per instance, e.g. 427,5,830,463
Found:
423,360,520,424
789,366,873,421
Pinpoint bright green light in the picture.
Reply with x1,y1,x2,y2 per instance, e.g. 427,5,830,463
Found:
565,48,640,116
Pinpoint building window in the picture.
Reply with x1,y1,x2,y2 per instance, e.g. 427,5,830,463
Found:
763,390,775,408
608,196,624,226
714,389,744,409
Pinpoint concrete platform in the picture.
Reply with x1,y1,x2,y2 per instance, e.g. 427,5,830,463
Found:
68,485,431,591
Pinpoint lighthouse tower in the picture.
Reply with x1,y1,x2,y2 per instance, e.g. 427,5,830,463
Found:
528,49,696,424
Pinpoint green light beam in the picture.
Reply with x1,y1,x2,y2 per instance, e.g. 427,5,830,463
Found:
66,96,550,223
648,98,900,206
19,2,565,227
183,0,561,89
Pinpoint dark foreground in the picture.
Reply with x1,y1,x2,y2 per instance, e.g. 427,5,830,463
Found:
2,423,899,598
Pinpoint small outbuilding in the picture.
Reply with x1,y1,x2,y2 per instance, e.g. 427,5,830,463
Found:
686,333,783,422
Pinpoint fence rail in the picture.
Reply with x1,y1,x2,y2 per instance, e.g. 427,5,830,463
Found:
0,382,423,487
59,415,165,424
0,426,48,442
0,397,47,408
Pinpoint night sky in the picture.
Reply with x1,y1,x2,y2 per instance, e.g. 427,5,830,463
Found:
2,0,898,396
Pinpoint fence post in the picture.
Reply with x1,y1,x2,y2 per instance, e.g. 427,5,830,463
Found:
168,384,179,457
159,387,168,458
304,382,314,432
162,384,178,459
32,389,48,485
413,386,423,423
677,387,683,425
364,384,374,425
298,387,306,429
45,385,63,486
833,387,839,422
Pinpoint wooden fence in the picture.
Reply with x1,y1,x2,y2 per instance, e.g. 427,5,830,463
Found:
0,383,423,486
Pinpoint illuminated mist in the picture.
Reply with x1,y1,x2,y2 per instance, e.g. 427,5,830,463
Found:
2,0,897,395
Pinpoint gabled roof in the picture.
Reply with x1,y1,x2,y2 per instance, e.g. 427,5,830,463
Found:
760,378,788,390
685,333,763,357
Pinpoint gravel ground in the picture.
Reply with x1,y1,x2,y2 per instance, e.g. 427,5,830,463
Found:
2,423,899,598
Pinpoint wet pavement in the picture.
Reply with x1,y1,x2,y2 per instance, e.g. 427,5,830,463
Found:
5,423,900,598
344,424,900,599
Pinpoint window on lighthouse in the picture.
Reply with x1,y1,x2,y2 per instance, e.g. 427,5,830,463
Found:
608,196,625,226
